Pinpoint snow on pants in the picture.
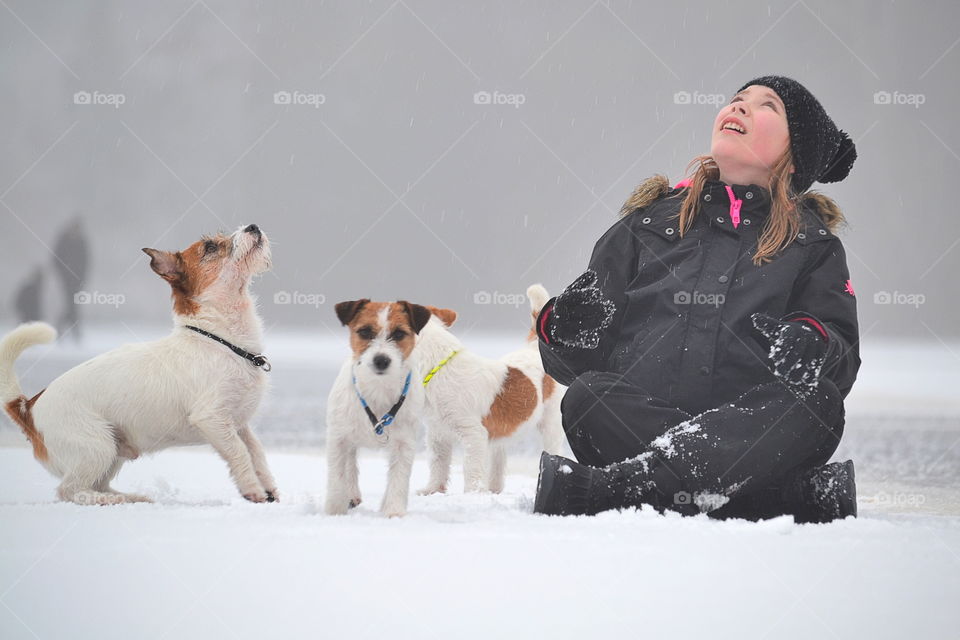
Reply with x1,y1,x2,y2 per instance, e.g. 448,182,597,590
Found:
560,371,845,513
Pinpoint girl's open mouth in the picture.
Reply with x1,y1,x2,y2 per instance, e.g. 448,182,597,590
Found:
720,115,748,135
721,123,747,135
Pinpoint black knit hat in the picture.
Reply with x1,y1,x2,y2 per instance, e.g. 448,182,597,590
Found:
736,75,856,194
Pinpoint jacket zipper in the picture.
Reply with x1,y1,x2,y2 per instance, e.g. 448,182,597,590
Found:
724,185,742,229
674,180,742,228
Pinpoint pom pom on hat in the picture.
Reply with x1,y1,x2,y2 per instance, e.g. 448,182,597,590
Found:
819,130,857,184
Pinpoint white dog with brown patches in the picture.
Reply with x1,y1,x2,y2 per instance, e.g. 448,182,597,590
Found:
325,299,432,518
416,284,566,494
0,224,278,505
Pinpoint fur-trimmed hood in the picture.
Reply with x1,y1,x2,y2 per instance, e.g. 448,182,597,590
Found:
618,175,846,233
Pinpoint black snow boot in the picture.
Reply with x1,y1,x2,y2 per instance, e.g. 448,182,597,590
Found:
709,460,858,524
535,450,858,522
791,459,858,523
533,451,665,516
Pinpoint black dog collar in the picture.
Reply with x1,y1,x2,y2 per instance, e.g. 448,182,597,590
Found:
184,325,272,372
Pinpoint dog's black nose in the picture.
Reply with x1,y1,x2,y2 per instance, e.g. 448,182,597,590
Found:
372,354,391,372
244,224,261,236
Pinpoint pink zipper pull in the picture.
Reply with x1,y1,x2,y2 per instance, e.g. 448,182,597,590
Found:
724,185,742,229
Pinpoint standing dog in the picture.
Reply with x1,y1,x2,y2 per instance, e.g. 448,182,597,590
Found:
325,299,431,518
416,284,566,494
0,224,278,505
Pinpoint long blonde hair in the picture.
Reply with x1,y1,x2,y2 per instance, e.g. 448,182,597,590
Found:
620,152,847,266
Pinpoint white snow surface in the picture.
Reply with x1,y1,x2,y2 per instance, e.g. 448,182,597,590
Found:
1,448,958,640
1,326,959,638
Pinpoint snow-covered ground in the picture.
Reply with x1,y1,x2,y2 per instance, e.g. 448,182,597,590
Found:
1,449,958,639
1,326,959,638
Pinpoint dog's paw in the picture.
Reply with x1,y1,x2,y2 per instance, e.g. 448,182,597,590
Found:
416,484,446,496
325,501,349,516
243,490,269,503
120,492,154,504
381,496,408,518
348,496,362,508
72,491,128,506
265,490,279,503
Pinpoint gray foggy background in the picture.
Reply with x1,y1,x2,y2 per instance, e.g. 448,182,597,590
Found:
1,0,958,341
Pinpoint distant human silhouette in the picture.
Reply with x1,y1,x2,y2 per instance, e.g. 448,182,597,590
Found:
52,215,89,342
13,266,44,324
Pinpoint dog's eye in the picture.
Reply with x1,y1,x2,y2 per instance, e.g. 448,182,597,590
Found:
203,240,218,255
390,329,407,342
357,327,375,340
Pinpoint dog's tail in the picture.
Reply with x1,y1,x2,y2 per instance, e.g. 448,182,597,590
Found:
0,322,55,403
1,323,56,461
527,284,550,317
526,284,550,338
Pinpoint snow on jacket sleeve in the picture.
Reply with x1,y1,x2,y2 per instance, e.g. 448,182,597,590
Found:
537,217,636,386
783,238,861,397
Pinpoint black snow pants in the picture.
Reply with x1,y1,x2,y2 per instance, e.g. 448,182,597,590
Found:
560,371,846,517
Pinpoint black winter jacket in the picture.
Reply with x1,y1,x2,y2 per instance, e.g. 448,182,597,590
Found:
537,179,861,415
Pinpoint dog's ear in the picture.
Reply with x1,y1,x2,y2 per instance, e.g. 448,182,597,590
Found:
426,306,458,327
334,299,370,326
398,301,432,334
142,248,181,282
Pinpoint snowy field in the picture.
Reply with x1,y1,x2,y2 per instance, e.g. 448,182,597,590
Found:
1,327,959,639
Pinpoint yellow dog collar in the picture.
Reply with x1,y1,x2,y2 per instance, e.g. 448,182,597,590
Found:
422,349,461,386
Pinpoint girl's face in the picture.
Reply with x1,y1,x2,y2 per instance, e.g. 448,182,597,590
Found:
710,85,792,186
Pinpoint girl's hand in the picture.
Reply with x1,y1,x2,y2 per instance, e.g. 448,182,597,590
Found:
549,270,616,350
751,312,829,397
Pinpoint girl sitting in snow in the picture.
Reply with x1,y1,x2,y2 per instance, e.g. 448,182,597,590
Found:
533,75,860,523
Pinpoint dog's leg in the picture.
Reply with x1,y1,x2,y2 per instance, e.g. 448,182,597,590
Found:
93,457,153,503
538,395,567,455
487,440,507,494
343,446,361,508
381,434,414,517
325,437,355,515
52,427,133,505
455,421,488,493
192,416,267,502
238,427,279,502
57,450,128,506
418,423,454,495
